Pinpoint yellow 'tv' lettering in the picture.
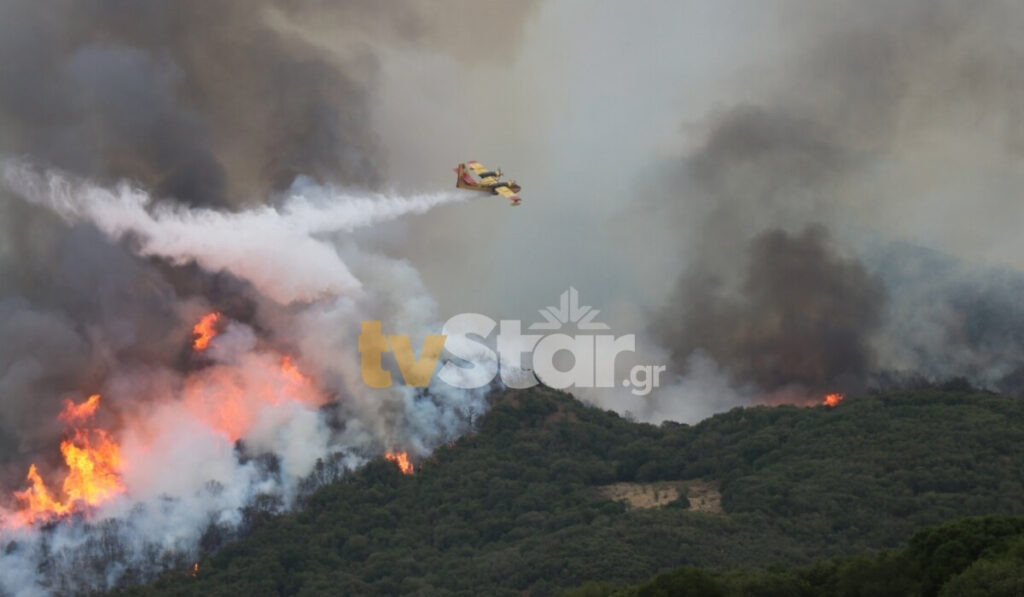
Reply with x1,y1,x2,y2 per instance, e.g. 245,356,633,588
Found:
359,321,446,388
359,321,392,388
388,333,447,387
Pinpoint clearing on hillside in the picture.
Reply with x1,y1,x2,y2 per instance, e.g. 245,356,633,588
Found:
600,479,723,513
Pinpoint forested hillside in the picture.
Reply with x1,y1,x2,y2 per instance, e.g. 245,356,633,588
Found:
580,516,1024,596
128,387,1024,596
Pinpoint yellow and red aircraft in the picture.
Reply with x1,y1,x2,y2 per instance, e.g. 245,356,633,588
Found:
454,161,522,206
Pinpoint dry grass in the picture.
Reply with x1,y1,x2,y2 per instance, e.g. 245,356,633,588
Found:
599,479,723,513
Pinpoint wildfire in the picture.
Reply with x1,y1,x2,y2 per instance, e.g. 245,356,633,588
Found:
182,354,323,441
6,313,331,528
193,311,221,351
280,355,312,391
12,395,124,526
384,451,414,475
184,313,325,440
823,392,845,407
58,393,100,423
190,562,199,578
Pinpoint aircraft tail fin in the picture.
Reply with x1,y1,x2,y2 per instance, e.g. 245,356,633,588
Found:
455,163,478,188
454,163,477,186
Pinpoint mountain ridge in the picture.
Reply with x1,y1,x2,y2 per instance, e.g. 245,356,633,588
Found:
123,387,1024,596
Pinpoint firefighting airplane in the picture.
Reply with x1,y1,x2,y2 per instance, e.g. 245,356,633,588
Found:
454,160,522,206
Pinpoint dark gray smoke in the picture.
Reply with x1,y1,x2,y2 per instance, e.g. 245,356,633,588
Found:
0,0,540,470
0,0,542,208
0,201,188,484
0,0,391,471
0,2,540,593
0,0,387,207
658,226,884,396
648,102,876,400
645,0,1024,403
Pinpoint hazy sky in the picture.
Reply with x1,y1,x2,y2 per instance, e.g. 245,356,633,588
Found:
367,0,787,321
362,0,1024,344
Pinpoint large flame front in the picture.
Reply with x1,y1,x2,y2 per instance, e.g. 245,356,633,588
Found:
12,395,123,525
384,451,414,475
823,393,845,407
7,313,328,529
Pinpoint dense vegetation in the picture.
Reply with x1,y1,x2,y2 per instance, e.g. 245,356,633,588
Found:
128,387,1024,596
576,516,1024,596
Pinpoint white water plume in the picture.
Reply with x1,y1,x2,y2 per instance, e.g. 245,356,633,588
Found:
3,162,470,304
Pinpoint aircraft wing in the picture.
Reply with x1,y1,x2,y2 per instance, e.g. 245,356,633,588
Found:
467,160,499,184
494,185,522,206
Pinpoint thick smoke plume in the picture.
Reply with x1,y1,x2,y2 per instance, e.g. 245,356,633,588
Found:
639,0,1024,416
0,164,481,595
658,226,884,397
0,0,539,206
3,0,1024,592
0,0,383,207
0,0,540,594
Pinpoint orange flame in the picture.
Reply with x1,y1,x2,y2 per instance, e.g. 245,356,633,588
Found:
58,394,100,424
823,393,845,407
190,562,199,577
193,312,221,351
12,395,123,525
280,355,312,391
182,354,323,441
384,451,414,475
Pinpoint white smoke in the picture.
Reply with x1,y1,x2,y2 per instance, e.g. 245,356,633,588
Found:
3,162,470,304
0,163,488,595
